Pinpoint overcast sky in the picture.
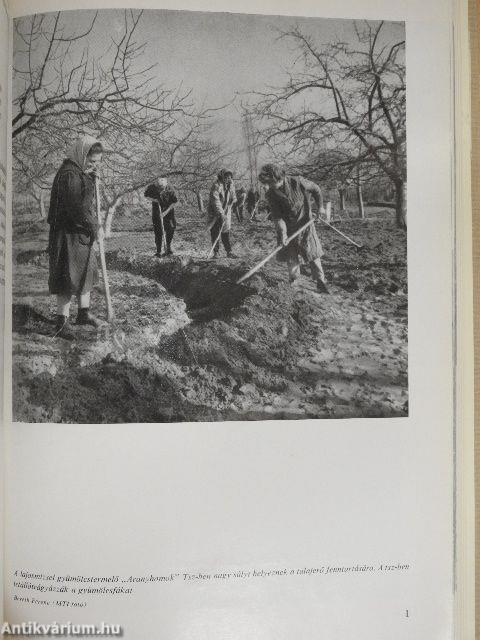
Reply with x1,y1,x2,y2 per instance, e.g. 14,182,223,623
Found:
14,9,404,176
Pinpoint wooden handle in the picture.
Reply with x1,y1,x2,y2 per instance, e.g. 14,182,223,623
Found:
95,178,114,322
155,199,167,253
317,217,363,248
236,219,314,284
207,220,225,258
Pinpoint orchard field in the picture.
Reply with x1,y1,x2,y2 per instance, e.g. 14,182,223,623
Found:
12,204,408,423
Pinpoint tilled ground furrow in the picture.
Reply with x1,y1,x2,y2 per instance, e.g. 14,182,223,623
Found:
12,215,408,422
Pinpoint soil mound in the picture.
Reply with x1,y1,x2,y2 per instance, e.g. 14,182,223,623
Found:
107,249,256,321
12,216,408,422
13,358,221,424
13,303,54,335
15,248,49,266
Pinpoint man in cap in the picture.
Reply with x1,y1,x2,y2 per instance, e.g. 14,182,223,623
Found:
144,177,178,257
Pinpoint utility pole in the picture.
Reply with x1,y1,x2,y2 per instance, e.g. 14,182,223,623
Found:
242,112,259,191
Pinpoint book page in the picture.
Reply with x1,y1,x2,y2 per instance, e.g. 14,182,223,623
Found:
468,0,479,635
3,0,464,638
0,0,9,630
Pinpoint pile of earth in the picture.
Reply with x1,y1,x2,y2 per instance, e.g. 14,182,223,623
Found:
12,214,408,423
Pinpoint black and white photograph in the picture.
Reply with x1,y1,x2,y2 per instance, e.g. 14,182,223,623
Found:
11,8,407,423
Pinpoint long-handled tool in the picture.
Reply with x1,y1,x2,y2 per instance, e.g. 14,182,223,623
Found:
207,219,225,259
157,200,167,254
95,176,114,322
249,200,259,221
317,217,363,249
196,191,205,215
236,219,315,284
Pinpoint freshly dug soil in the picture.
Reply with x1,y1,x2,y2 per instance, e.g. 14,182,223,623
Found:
12,211,408,423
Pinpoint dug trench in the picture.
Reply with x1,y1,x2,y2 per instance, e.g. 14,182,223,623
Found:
104,249,407,420
12,218,408,422
107,248,258,322
104,250,320,420
12,251,312,422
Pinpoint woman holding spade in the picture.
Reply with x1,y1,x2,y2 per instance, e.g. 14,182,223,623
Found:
47,135,105,338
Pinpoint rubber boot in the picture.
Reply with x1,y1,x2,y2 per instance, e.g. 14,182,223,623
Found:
53,315,75,340
222,232,233,256
76,307,100,327
311,259,329,294
316,278,329,294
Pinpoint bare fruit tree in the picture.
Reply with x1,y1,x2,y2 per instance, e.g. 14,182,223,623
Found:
98,114,228,236
12,9,227,227
12,10,193,139
249,20,406,228
296,145,394,218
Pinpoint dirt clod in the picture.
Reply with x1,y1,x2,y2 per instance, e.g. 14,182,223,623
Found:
13,214,408,422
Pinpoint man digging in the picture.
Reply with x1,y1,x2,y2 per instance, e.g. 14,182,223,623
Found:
258,164,329,293
144,177,179,257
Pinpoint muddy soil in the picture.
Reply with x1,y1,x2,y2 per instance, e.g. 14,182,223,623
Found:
12,209,408,423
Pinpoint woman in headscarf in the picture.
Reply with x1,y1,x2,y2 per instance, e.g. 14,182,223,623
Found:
47,135,104,338
258,163,328,293
207,169,237,258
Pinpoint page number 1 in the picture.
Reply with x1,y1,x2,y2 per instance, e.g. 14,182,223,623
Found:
405,610,409,618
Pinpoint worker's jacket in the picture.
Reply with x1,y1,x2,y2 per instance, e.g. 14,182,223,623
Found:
266,175,324,263
207,180,237,232
47,159,99,295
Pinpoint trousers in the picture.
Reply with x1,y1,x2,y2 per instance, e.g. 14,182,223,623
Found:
57,292,91,316
153,211,176,253
210,219,232,254
288,256,326,284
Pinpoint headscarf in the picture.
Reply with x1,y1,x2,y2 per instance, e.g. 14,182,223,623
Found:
258,163,284,184
217,169,233,183
66,135,102,171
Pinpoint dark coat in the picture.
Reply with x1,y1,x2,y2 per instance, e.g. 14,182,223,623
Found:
246,189,259,211
47,159,99,296
266,175,324,263
144,183,178,225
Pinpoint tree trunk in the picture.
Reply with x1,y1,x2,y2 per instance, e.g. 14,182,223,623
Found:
394,180,407,229
39,190,47,219
357,183,365,219
196,191,205,215
31,186,46,219
105,201,120,238
338,188,346,212
325,201,332,221
356,164,365,219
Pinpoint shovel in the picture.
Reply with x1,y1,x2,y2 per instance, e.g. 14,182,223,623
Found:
95,176,114,322
207,219,225,259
